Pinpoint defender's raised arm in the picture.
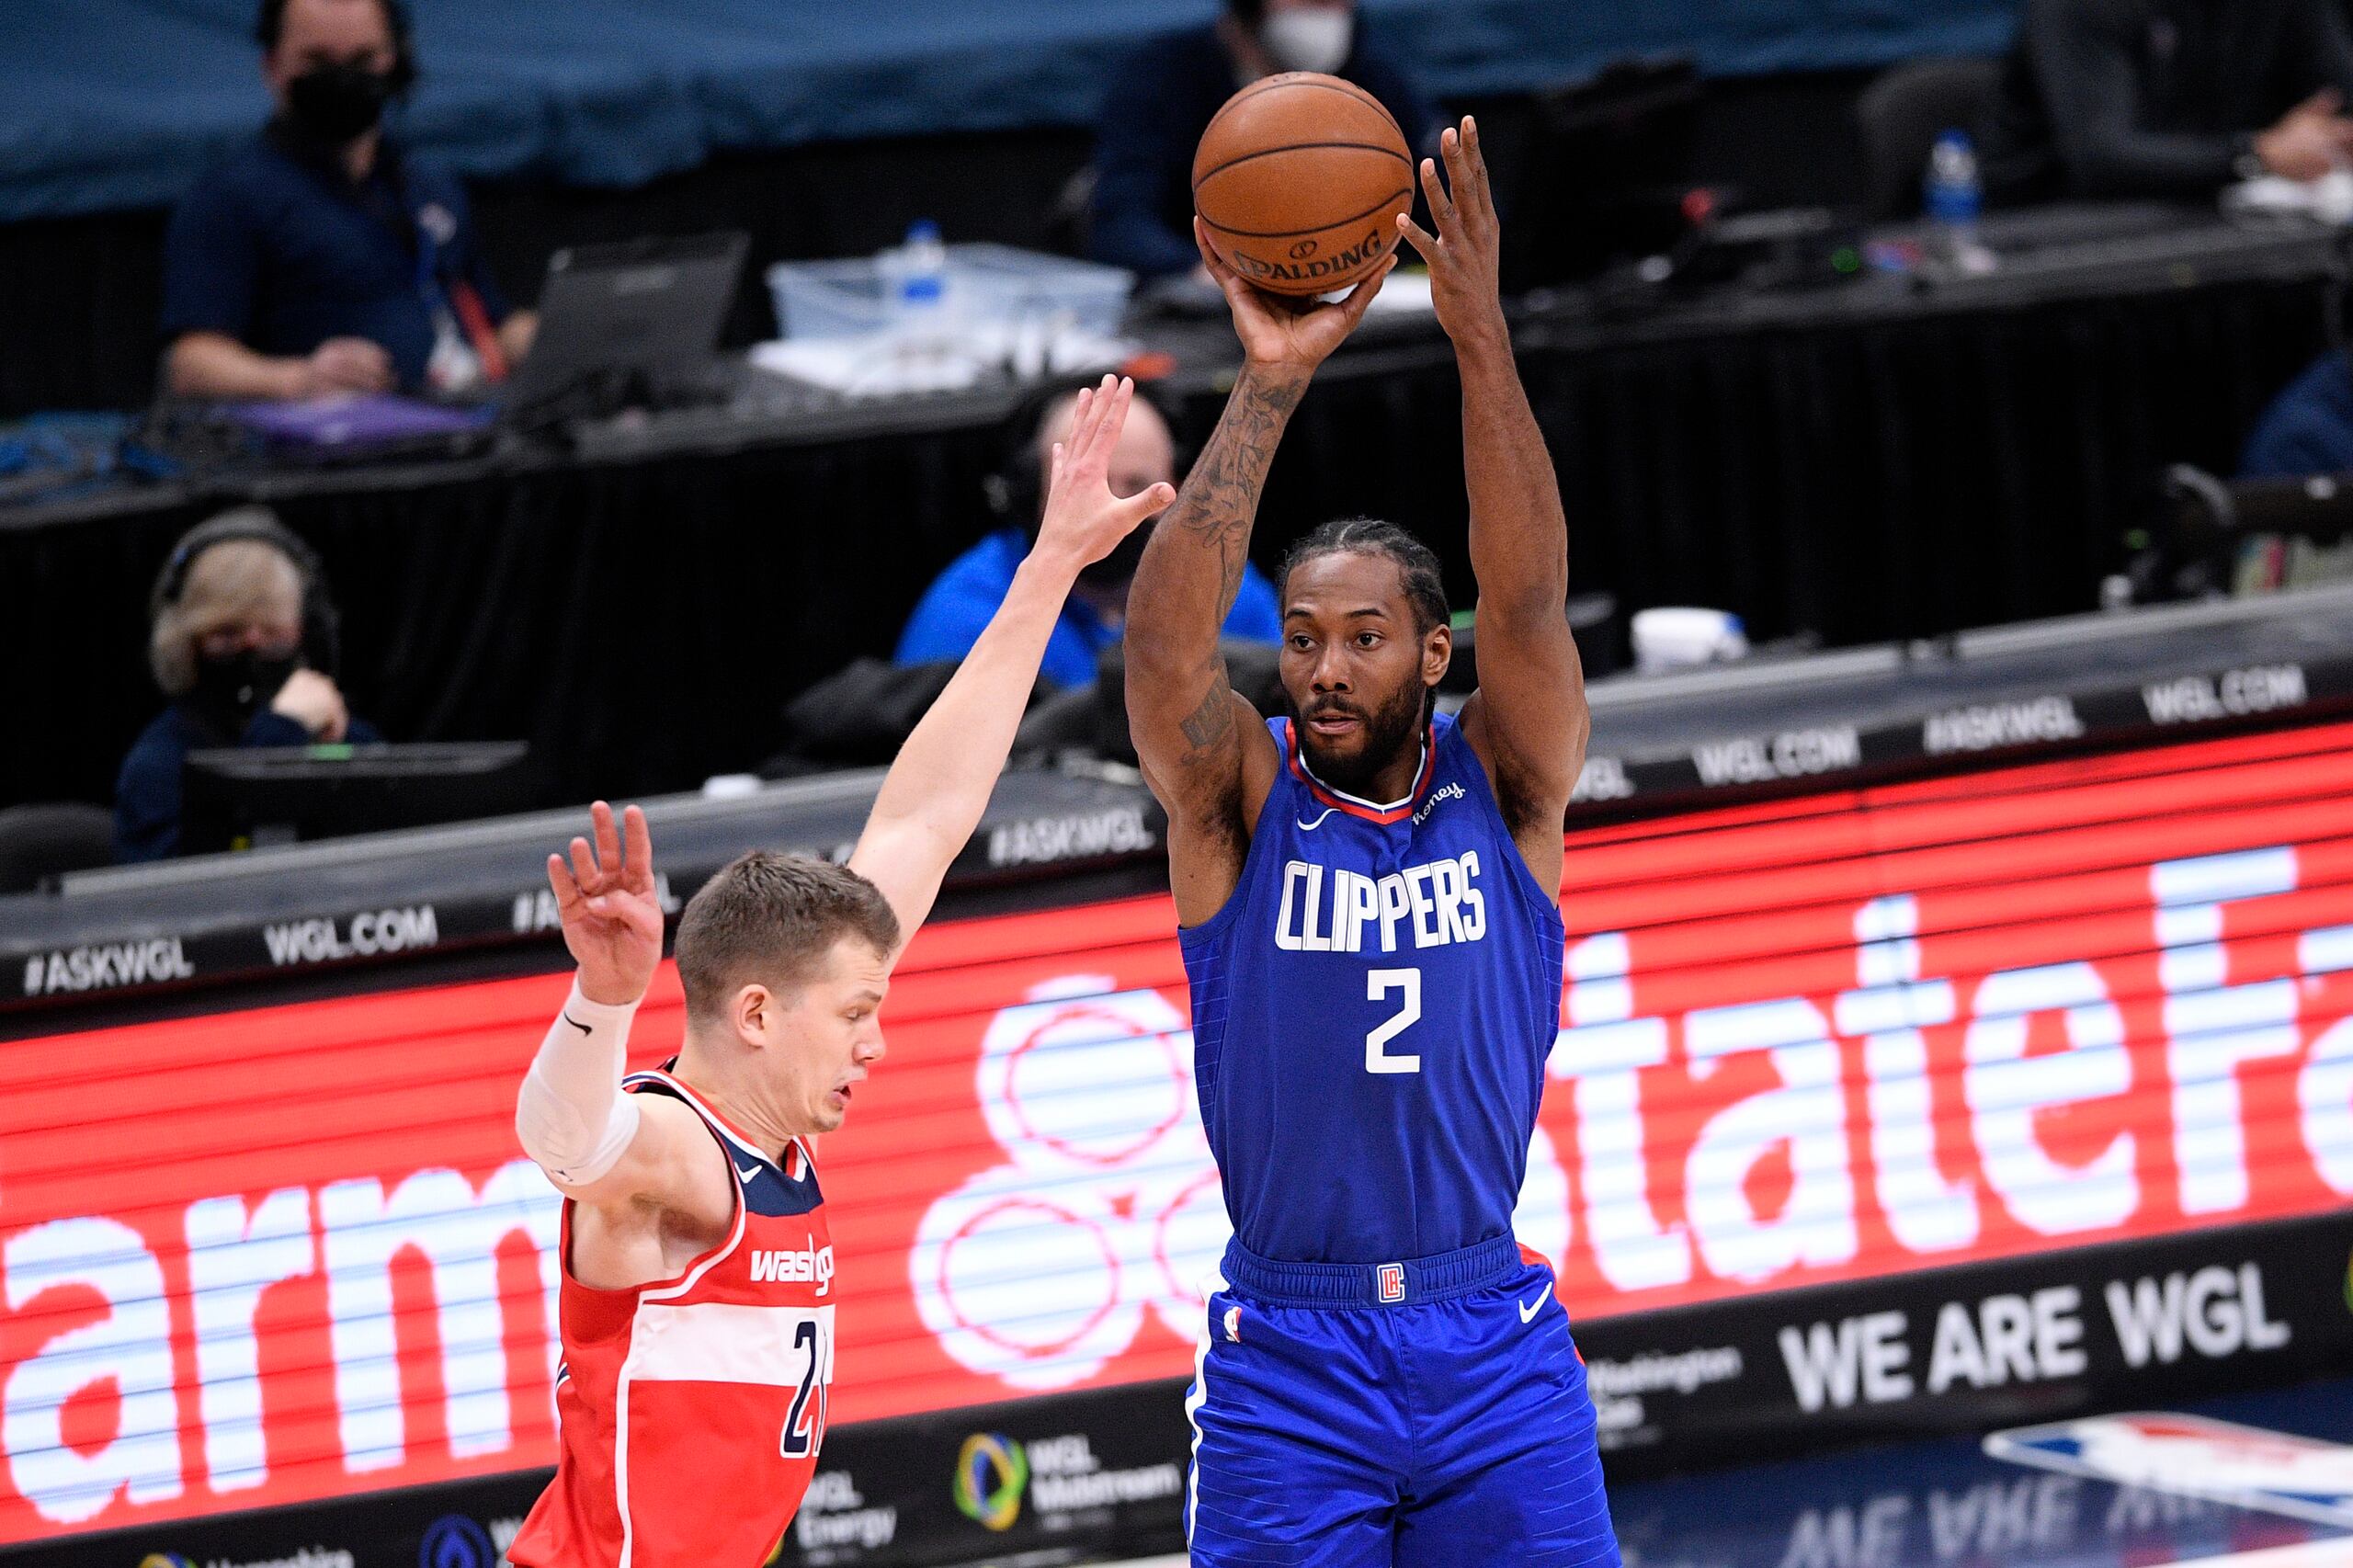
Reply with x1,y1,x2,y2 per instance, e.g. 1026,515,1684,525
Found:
1125,223,1392,924
515,382,1169,1212
850,376,1174,944
1399,119,1588,894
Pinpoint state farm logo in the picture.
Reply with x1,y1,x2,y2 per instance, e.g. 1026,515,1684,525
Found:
909,978,1220,1390
908,976,1570,1392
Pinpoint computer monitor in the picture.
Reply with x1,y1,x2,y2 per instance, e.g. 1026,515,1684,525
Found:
503,232,748,421
179,742,537,854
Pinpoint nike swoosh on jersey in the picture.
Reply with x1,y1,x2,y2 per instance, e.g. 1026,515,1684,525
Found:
735,1163,761,1184
1518,1281,1554,1324
1295,807,1337,831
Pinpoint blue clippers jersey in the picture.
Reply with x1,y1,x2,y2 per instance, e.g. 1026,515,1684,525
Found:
1179,711,1567,1264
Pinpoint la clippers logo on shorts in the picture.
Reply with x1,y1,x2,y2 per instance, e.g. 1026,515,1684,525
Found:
1377,1264,1405,1303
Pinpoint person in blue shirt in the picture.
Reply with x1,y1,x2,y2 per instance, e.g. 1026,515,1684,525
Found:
2242,349,2353,478
1090,0,1442,280
896,388,1282,688
116,509,381,862
161,0,535,401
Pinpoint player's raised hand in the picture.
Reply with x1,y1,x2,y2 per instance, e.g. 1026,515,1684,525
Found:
1398,118,1506,347
547,801,663,1006
1197,216,1394,373
1032,374,1179,572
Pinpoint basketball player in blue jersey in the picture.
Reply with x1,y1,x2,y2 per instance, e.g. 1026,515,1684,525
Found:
1124,118,1616,1566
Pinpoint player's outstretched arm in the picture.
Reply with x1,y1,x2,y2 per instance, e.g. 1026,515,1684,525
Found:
516,802,731,1222
1126,227,1393,924
1399,118,1588,893
850,377,1175,949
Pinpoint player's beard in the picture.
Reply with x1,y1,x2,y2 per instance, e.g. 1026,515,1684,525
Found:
1298,677,1428,799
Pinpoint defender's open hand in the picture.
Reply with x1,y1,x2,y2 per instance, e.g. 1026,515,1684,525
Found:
547,801,662,1006
1032,374,1178,571
1398,118,1506,348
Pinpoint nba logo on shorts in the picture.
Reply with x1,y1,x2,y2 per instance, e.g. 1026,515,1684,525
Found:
1377,1264,1405,1303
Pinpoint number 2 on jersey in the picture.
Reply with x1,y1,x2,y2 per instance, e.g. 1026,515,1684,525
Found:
779,1315,828,1458
1366,967,1422,1074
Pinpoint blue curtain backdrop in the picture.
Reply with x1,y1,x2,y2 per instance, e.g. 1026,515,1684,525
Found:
0,0,2018,222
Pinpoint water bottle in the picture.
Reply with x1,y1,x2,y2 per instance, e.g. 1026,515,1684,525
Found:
889,218,951,337
1924,131,1996,276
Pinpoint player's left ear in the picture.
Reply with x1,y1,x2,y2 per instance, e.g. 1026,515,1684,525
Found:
1421,623,1451,689
733,983,779,1050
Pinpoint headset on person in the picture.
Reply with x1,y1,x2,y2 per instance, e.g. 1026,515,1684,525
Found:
151,507,343,678
982,378,1192,585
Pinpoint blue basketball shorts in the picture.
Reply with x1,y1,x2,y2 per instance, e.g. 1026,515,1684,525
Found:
1185,1233,1623,1568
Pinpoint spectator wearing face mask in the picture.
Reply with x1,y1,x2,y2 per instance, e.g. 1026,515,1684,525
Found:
115,510,381,863
1088,0,1442,281
158,0,536,402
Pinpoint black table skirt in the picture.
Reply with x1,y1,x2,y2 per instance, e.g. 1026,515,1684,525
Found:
1527,279,2340,647
6,263,2338,814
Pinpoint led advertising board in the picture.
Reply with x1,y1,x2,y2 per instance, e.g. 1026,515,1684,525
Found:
6,720,2352,1544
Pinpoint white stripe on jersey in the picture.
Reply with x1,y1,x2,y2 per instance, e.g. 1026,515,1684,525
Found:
627,1301,836,1386
1183,1268,1230,1543
1295,731,1429,813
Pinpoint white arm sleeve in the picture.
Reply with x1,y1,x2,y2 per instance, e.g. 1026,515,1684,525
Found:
515,981,643,1185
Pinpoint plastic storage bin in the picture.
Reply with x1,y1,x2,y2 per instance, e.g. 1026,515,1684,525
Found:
766,256,899,340
944,244,1132,338
767,244,1132,341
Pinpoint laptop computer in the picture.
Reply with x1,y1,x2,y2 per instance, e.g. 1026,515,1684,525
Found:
502,231,749,424
213,231,750,459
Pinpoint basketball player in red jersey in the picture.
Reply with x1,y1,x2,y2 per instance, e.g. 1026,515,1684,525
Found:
506,378,1175,1568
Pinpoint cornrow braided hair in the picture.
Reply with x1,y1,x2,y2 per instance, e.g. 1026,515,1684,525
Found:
1277,517,1450,636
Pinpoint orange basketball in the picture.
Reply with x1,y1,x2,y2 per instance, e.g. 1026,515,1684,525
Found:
1192,72,1413,297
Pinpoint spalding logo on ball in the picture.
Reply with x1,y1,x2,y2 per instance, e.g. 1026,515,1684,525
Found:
1192,72,1412,296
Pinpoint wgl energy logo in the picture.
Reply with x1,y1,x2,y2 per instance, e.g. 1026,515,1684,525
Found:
952,1434,1028,1531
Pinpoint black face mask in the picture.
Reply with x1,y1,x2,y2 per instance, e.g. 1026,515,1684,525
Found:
286,62,394,144
190,650,301,731
1076,520,1154,593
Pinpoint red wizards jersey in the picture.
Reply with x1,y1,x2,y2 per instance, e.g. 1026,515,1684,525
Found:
510,1067,835,1568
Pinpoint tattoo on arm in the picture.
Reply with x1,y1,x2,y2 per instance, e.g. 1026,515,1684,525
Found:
1132,362,1303,843
1162,368,1305,619
1178,665,1236,753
